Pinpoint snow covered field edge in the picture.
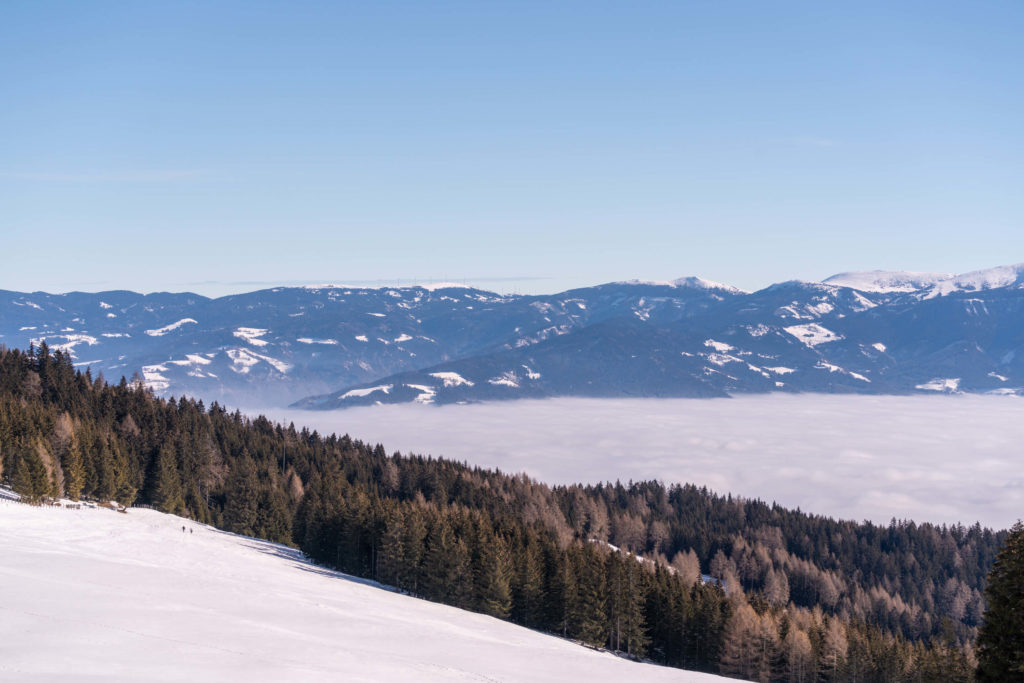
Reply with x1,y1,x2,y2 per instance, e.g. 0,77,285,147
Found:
0,501,728,682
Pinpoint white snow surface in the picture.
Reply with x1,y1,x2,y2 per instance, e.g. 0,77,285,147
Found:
340,384,393,399
429,371,474,387
617,276,747,294
783,323,843,347
233,327,270,346
822,264,1024,298
0,504,724,683
488,372,520,388
226,348,293,375
924,263,1024,298
703,339,734,353
822,270,953,293
141,364,170,391
916,378,961,393
144,318,198,336
265,395,1024,530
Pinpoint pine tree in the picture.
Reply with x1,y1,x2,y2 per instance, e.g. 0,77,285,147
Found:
378,506,407,588
223,457,260,536
719,602,761,680
401,507,427,595
546,547,577,637
422,514,471,607
61,434,85,500
91,433,115,501
150,442,184,514
474,533,513,619
619,556,650,658
572,545,608,646
977,521,1024,682
11,446,51,501
512,537,546,628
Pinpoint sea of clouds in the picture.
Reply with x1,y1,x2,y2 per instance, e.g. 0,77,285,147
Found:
261,395,1024,531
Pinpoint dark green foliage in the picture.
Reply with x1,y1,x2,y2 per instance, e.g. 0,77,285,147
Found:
150,442,185,515
11,442,51,501
976,521,1024,681
61,435,85,501
571,544,609,647
472,529,513,619
222,457,260,536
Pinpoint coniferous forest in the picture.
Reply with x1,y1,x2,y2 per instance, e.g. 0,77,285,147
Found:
1,344,1013,681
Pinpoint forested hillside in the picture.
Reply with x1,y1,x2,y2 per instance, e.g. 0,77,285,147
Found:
0,343,1001,681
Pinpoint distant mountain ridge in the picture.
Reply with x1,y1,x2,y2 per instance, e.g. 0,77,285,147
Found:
2,263,1023,408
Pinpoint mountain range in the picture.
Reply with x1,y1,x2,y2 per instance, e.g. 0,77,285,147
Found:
2,264,1022,408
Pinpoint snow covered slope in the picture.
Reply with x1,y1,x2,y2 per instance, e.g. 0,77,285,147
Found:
821,270,953,293
821,264,1024,297
0,502,727,682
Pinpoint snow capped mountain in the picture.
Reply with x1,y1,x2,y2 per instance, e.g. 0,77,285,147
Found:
821,270,954,293
4,264,1024,408
822,264,1024,298
0,501,726,682
672,276,750,294
922,263,1024,298
617,276,748,294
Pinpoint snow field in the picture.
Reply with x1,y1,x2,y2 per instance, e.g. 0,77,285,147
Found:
0,502,726,682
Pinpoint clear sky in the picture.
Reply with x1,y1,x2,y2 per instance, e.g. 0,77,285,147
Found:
2,1,1022,297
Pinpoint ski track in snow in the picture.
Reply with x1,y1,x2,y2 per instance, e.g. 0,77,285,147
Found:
0,503,725,682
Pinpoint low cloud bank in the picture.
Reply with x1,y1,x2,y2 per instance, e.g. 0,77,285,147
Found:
260,395,1024,530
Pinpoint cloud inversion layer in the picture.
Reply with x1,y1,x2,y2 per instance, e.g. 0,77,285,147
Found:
262,395,1024,530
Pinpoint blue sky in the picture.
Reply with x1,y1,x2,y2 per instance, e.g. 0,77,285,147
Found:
2,1,1022,296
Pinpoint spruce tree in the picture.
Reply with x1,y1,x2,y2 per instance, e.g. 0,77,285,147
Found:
512,538,546,628
223,457,260,536
473,533,513,619
11,447,51,501
572,545,608,646
151,442,185,514
378,507,407,588
977,521,1024,681
61,435,85,500
401,508,427,595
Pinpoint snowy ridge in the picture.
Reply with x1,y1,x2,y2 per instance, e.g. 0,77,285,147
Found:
823,264,1024,298
924,263,1024,298
617,276,748,294
145,318,198,336
0,503,726,682
822,270,953,293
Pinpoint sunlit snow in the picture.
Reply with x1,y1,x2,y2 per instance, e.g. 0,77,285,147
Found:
915,378,961,392
145,318,198,336
233,327,270,346
429,372,474,387
339,384,393,399
0,503,725,683
783,323,843,347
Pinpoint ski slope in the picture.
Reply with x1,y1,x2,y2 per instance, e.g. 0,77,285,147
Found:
0,501,728,682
